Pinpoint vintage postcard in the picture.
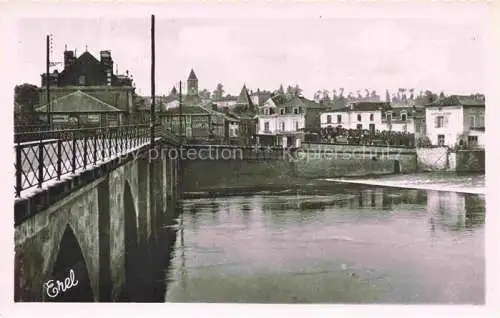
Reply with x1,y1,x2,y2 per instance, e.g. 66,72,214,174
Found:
1,0,498,317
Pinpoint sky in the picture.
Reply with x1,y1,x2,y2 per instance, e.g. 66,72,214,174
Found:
13,4,488,100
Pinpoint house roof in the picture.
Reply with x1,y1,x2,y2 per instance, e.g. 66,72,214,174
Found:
349,102,392,111
169,86,178,96
202,105,240,122
251,91,273,106
165,105,210,115
323,102,391,113
298,96,325,109
36,90,123,113
426,95,485,107
236,85,254,108
215,96,238,102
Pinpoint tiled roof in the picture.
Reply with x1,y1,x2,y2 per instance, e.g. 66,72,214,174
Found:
36,90,123,113
201,105,240,122
323,102,391,113
426,95,485,107
165,105,210,115
298,97,325,109
350,102,392,111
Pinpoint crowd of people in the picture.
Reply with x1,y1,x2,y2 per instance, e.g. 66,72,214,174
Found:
306,127,415,147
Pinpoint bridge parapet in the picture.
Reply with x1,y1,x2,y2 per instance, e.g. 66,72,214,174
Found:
13,125,175,197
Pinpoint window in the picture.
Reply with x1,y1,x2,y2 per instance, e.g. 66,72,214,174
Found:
468,135,478,145
357,124,362,130
234,128,239,136
264,108,269,115
281,122,285,131
293,108,298,115
78,75,86,85
326,115,332,124
295,121,299,131
280,108,285,115
337,115,342,123
469,115,476,128
386,112,392,121
438,134,445,146
264,121,269,132
435,116,445,128
401,113,407,121
370,114,374,121
357,114,362,122
478,115,485,127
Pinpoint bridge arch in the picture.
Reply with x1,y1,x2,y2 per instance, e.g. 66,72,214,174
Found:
119,180,140,300
46,224,94,302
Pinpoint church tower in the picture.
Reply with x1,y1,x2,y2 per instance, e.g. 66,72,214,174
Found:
187,69,198,96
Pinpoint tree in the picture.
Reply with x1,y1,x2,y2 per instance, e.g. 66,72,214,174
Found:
294,84,303,97
199,89,211,100
321,90,331,103
313,90,322,102
422,90,437,105
285,85,302,99
416,135,432,148
277,84,285,95
385,90,391,103
213,83,225,101
14,83,39,113
439,91,446,99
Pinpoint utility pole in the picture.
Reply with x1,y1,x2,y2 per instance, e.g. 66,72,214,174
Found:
179,80,183,144
150,14,155,146
46,35,51,130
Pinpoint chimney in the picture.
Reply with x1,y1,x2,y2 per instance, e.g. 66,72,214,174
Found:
64,50,75,70
100,50,113,86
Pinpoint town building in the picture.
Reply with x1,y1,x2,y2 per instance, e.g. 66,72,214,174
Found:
425,95,485,147
160,69,240,144
213,96,238,109
256,95,306,147
250,89,273,107
37,48,138,127
228,85,258,146
36,90,125,127
162,102,239,144
319,101,423,134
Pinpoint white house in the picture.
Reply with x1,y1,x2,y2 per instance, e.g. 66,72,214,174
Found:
320,102,422,134
256,95,305,147
425,95,485,147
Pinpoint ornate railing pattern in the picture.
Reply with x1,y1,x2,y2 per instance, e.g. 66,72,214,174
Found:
14,125,152,197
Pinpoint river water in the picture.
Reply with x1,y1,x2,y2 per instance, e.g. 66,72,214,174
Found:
164,178,485,304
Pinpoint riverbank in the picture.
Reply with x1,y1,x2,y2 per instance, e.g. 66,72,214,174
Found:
325,172,485,195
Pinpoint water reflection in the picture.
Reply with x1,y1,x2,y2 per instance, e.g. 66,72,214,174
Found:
166,185,485,304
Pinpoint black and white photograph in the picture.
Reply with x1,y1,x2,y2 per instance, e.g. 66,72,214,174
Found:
1,0,498,316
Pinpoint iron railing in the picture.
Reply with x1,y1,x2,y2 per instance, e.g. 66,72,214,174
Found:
14,125,153,197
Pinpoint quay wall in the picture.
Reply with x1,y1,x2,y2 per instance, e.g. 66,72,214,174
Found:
181,144,417,192
416,147,484,173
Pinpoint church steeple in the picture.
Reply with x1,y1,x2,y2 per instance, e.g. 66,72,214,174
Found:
187,69,198,96
169,85,178,97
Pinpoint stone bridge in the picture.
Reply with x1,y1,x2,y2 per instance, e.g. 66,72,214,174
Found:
14,139,181,302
